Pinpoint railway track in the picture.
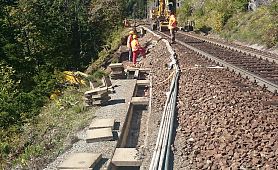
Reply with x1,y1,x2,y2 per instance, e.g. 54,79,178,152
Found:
183,32,278,63
140,26,278,169
157,30,278,94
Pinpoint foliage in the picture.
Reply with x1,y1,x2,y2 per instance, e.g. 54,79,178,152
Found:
1,86,95,169
178,0,277,47
87,27,126,72
126,0,147,18
176,1,192,26
0,0,126,127
0,0,129,168
0,62,20,129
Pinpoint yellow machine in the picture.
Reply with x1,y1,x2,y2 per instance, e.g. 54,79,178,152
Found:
150,0,176,31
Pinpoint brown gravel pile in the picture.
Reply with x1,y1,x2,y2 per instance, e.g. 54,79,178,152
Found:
136,33,174,169
173,45,278,169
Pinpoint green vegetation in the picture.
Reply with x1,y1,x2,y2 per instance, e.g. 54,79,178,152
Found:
126,0,147,19
177,0,278,47
88,28,126,71
1,86,95,169
0,0,130,168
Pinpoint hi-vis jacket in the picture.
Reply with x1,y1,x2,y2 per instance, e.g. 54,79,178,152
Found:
131,39,140,52
127,35,133,48
168,14,177,29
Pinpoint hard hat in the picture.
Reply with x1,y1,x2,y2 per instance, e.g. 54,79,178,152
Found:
129,30,134,34
133,34,137,39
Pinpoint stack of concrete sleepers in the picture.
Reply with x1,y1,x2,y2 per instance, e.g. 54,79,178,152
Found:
109,63,125,79
84,87,111,106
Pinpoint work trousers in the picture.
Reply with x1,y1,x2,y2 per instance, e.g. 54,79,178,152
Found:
132,51,139,65
128,48,132,61
132,48,146,65
170,28,175,43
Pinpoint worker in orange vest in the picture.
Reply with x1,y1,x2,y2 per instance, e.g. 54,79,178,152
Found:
127,30,134,61
131,34,145,66
168,11,177,44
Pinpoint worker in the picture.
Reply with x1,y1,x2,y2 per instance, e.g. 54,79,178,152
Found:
168,11,177,44
127,30,134,61
131,34,145,66
123,18,130,27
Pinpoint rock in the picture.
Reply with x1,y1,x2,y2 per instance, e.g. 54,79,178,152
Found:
188,138,194,142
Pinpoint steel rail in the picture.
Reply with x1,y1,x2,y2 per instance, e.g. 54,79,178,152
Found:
165,70,179,170
179,32,278,64
159,31,278,93
149,71,176,170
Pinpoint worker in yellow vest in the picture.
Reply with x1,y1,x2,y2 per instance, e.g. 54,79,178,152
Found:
131,34,145,66
127,30,134,61
168,11,177,44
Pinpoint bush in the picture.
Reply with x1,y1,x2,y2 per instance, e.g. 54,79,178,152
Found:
263,26,278,47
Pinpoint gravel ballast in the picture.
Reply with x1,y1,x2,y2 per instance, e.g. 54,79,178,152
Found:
172,45,278,169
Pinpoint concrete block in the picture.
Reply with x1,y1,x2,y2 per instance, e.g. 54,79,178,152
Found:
89,118,115,130
102,76,112,87
109,63,123,68
91,92,109,99
136,80,150,86
139,68,151,73
91,87,108,93
86,128,113,143
58,153,102,169
85,87,108,96
134,70,139,79
131,97,149,105
126,66,139,72
112,148,141,166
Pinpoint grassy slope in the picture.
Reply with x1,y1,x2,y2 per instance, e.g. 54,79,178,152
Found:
1,86,95,169
221,7,277,48
177,2,277,49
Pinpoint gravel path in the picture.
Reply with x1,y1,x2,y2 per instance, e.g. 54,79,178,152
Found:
44,79,136,170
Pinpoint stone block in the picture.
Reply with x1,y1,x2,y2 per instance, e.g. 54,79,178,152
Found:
139,68,151,73
86,128,113,143
91,87,108,93
91,92,109,99
131,97,149,105
136,80,150,86
126,66,139,72
102,76,112,87
112,148,141,166
89,118,115,130
58,153,102,169
134,70,139,79
85,87,108,96
109,63,123,68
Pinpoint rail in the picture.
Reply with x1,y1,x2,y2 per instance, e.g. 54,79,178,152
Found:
159,31,278,94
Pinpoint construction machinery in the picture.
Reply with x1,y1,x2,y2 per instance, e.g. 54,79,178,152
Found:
150,0,176,31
